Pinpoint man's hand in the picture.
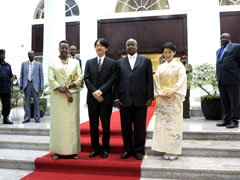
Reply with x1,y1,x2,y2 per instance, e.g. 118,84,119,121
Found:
92,90,101,99
145,99,152,107
59,86,68,93
114,99,122,109
39,89,43,97
96,96,104,102
20,87,23,94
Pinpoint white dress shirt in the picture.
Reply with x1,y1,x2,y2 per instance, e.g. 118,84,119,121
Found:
28,60,35,81
128,53,137,70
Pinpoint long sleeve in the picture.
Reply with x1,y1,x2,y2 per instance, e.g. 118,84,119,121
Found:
84,61,97,93
154,65,162,97
72,62,83,89
39,63,44,89
48,61,60,93
173,63,187,96
146,58,154,100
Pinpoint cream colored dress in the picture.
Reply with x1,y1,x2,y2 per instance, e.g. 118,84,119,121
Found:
152,59,187,154
48,57,83,155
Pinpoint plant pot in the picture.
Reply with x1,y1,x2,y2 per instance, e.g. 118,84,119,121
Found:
201,96,223,120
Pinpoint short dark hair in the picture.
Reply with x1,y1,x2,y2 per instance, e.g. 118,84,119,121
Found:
59,40,70,47
0,49,5,53
94,38,109,48
162,42,177,52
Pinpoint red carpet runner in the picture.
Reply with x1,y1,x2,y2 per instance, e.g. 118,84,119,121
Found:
21,104,155,180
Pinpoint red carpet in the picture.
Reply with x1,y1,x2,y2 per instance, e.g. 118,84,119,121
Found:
21,103,155,180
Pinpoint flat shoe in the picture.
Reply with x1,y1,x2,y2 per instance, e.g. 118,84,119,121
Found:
163,154,169,160
72,154,79,159
52,154,59,160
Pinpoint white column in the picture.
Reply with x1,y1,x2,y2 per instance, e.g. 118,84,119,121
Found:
187,0,221,109
188,0,221,65
43,0,66,84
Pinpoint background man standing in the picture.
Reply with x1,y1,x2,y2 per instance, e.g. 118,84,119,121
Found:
0,49,13,124
114,38,154,160
84,38,116,158
216,33,240,128
20,50,44,123
69,45,82,71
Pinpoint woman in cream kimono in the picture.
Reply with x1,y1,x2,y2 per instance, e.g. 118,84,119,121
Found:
152,42,187,160
48,40,83,160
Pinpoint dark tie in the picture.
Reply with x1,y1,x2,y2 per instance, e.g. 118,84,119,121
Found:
98,59,102,72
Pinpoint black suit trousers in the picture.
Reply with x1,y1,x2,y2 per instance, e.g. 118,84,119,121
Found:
218,82,240,124
0,93,11,117
120,105,147,154
87,103,112,151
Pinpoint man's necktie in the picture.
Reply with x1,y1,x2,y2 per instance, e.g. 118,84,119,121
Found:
98,59,102,72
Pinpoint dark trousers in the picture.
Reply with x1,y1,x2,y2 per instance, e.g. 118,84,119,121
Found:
87,103,112,152
218,83,240,124
183,88,190,118
0,93,11,117
120,105,147,154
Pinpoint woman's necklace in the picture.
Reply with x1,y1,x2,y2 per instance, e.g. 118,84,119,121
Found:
61,58,68,64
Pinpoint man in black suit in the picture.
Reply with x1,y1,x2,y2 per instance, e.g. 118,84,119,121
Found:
84,38,116,158
114,38,154,160
216,33,240,128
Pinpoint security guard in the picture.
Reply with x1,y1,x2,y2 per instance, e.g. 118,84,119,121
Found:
0,49,13,124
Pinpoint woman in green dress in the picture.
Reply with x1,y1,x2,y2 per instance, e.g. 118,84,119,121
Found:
48,40,83,160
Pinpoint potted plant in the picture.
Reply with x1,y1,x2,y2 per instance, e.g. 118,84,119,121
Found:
191,63,223,120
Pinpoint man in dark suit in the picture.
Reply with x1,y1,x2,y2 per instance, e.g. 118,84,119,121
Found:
84,38,116,158
0,49,13,124
114,38,154,160
20,50,44,123
216,33,240,128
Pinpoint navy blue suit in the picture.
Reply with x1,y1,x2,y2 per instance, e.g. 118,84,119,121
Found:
216,42,240,124
115,55,154,153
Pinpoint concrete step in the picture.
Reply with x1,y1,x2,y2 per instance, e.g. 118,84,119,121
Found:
0,149,48,171
145,139,240,158
141,155,240,180
147,129,240,141
0,134,49,151
147,118,240,141
0,168,32,180
0,125,50,136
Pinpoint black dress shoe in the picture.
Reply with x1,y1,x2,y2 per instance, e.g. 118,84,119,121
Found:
134,153,143,160
89,150,100,158
216,120,229,127
121,151,131,159
101,151,108,158
35,120,40,123
3,117,13,124
226,121,239,128
22,120,30,123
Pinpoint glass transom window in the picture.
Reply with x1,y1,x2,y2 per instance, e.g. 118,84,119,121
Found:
34,0,79,19
220,0,240,5
115,0,169,13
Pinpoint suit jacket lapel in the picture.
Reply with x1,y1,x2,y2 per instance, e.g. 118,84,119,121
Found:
133,55,141,71
221,44,232,61
124,56,132,71
100,57,107,71
31,61,36,75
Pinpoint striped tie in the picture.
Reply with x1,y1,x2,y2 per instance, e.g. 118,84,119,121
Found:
28,62,33,81
98,59,102,72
